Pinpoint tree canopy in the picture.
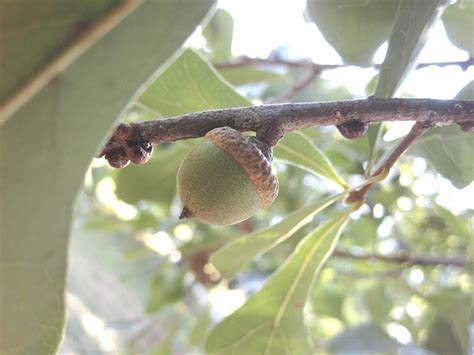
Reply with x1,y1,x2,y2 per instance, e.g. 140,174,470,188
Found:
0,1,473,354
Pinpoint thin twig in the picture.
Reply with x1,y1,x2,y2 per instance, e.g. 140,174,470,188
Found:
214,56,338,70
0,0,144,125
332,268,403,279
98,97,474,168
266,66,322,104
333,249,467,267
214,56,474,71
346,121,431,203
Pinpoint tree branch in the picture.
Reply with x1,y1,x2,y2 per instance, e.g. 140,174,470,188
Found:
345,121,431,203
99,97,474,168
214,56,474,71
333,249,467,267
266,66,322,104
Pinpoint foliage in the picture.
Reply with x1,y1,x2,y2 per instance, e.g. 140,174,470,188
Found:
305,0,399,66
1,1,472,354
0,1,215,353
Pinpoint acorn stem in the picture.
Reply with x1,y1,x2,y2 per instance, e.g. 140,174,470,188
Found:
179,207,193,220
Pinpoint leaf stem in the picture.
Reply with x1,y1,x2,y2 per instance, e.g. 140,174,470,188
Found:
345,121,431,203
266,66,322,104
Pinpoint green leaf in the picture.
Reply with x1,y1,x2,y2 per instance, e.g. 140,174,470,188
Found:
311,280,346,320
0,0,121,101
206,211,350,354
305,0,399,66
409,125,474,188
434,206,472,239
218,66,283,86
151,320,181,355
275,132,347,188
0,1,215,353
370,0,450,175
329,324,400,354
423,316,464,355
211,193,344,279
443,1,474,55
363,281,392,322
146,270,185,313
424,289,471,354
456,80,474,100
293,76,353,103
115,143,190,206
376,0,451,97
190,310,212,346
365,123,384,176
407,81,473,188
139,49,251,116
202,8,234,61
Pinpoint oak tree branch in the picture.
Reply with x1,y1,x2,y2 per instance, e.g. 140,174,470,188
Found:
333,249,467,267
345,121,431,203
99,97,474,168
214,56,474,71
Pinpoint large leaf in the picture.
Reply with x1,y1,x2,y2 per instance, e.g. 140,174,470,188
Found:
375,0,451,97
218,66,283,86
211,193,344,279
424,289,471,354
305,0,399,66
139,48,251,116
329,324,400,354
202,8,234,61
408,81,474,188
275,131,347,188
0,0,121,102
443,1,474,55
293,76,353,103
423,316,464,355
368,0,450,175
363,281,392,322
456,80,474,100
409,125,474,188
115,143,190,206
0,1,215,353
206,211,350,354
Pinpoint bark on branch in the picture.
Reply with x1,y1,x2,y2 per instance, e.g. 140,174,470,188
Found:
99,97,474,168
214,56,474,71
333,249,467,267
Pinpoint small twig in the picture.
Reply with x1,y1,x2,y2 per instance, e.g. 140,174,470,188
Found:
214,56,338,70
214,56,474,71
0,0,144,125
98,97,474,168
333,249,467,267
266,66,322,104
332,268,402,279
346,121,431,203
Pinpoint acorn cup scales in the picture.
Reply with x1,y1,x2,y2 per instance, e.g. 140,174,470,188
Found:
177,127,279,226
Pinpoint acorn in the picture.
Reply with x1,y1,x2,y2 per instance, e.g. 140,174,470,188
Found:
177,127,279,226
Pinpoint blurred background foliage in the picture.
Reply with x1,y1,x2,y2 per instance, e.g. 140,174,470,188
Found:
61,1,473,353
2,0,471,354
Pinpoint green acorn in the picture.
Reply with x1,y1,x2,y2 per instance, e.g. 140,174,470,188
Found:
177,127,279,226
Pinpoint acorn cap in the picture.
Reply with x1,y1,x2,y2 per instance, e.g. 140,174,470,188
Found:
205,127,278,207
177,127,279,226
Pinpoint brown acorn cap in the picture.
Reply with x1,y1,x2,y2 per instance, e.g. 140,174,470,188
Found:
205,127,279,207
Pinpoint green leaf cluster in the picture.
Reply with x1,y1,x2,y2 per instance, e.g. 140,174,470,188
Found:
1,1,473,354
